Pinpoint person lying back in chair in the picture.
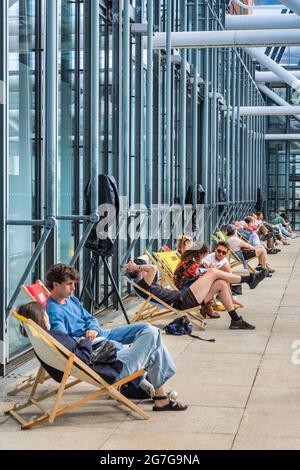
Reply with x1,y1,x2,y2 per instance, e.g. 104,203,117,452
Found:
126,256,267,331
44,263,187,412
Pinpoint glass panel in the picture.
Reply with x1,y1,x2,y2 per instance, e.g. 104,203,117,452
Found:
8,0,36,356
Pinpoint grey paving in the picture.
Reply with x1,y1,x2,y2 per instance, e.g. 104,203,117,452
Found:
1,237,300,450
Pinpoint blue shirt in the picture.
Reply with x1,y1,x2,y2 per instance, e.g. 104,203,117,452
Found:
46,295,106,340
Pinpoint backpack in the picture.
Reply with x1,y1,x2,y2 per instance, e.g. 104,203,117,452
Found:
163,315,215,342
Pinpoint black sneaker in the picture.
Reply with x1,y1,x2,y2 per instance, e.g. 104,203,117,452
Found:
248,269,267,289
255,265,263,272
229,317,256,330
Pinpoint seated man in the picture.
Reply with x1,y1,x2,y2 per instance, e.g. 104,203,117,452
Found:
126,257,267,330
45,263,187,412
202,241,244,308
226,224,274,275
244,216,279,254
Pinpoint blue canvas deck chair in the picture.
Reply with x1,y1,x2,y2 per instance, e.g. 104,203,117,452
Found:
6,311,149,430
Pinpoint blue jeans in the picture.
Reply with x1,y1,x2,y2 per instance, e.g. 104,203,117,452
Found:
103,323,176,389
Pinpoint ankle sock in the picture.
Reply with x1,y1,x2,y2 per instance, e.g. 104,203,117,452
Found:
228,310,240,322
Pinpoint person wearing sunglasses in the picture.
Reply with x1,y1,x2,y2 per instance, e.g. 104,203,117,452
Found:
202,241,244,309
202,241,231,272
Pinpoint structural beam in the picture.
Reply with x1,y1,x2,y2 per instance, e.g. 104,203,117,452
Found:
256,70,300,84
229,106,300,117
258,84,300,121
265,134,300,140
225,13,300,30
246,48,300,93
152,29,300,50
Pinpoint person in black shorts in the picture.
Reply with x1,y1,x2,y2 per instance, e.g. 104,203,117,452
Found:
126,256,267,330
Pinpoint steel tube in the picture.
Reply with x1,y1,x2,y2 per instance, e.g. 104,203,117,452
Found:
265,134,300,140
225,13,300,30
152,29,300,49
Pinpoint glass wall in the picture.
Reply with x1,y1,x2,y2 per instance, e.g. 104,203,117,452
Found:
0,0,266,376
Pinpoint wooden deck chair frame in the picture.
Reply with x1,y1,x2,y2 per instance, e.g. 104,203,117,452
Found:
6,311,149,430
125,277,206,330
144,249,179,290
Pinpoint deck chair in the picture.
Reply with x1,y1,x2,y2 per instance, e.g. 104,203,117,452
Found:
212,231,255,273
125,276,206,330
145,249,179,289
146,248,226,312
21,280,50,306
6,311,149,430
7,281,51,397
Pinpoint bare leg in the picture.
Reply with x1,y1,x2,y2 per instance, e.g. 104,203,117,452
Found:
254,246,267,268
189,269,243,304
203,280,234,311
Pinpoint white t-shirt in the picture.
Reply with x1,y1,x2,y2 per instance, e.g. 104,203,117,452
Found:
202,252,230,269
227,236,242,253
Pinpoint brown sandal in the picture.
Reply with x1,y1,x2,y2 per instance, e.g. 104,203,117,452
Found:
152,396,188,412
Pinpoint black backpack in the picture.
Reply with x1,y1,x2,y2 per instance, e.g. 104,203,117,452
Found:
84,175,119,257
164,316,215,342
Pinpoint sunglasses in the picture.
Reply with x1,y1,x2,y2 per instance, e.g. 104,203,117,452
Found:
216,249,227,255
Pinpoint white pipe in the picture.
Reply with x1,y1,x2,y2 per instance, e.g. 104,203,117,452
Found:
232,0,284,9
225,14,300,30
280,1,300,17
258,84,300,121
265,134,300,140
152,30,300,50
256,70,300,84
245,48,300,93
230,106,300,116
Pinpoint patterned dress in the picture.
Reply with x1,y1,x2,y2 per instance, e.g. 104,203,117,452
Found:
173,258,204,290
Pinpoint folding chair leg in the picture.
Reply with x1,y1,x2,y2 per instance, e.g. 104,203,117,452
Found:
48,353,75,424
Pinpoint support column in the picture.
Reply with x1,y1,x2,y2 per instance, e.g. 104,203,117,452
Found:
0,0,7,377
45,0,58,268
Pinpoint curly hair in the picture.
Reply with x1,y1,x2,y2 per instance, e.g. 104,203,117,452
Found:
46,263,80,290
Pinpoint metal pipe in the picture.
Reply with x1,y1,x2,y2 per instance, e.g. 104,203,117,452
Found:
258,84,300,121
69,222,94,266
225,14,300,31
146,0,153,207
192,0,199,207
165,0,172,203
152,29,300,49
265,134,300,140
45,0,58,220
246,47,300,93
6,220,46,226
255,70,300,84
179,0,187,206
280,0,300,17
229,106,300,116
232,0,283,9
0,0,7,373
90,0,99,217
6,227,53,316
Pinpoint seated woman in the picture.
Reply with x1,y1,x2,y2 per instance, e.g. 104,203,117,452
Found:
177,235,193,256
126,258,267,330
173,242,220,319
173,242,209,291
17,302,188,412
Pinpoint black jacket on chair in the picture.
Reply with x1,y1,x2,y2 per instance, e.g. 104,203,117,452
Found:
36,330,123,384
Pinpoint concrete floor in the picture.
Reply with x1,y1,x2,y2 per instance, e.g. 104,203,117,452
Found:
1,237,300,450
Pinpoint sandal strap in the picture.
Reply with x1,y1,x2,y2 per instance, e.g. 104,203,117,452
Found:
152,395,167,401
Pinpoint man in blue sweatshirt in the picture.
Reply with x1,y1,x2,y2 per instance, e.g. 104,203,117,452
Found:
45,263,187,412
